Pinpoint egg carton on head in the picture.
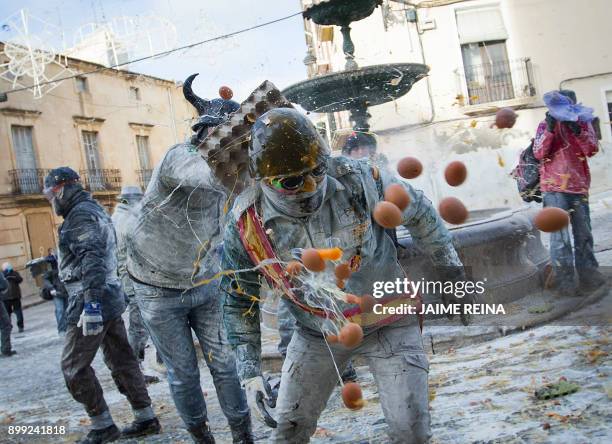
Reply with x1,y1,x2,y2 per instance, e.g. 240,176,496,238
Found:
198,80,294,196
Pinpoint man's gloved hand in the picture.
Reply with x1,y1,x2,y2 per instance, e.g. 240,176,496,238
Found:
243,376,277,428
565,121,582,136
77,301,103,336
545,113,557,132
50,289,57,297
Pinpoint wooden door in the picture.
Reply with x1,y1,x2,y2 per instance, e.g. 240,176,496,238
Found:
25,212,55,260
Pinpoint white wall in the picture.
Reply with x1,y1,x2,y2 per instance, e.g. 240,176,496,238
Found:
305,0,612,209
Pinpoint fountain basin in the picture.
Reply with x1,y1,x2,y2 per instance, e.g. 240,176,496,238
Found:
303,0,383,26
282,63,429,113
397,206,549,305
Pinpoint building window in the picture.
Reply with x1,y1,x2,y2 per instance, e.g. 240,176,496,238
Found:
81,130,106,190
456,6,514,105
136,135,151,169
76,76,88,93
11,125,39,193
129,86,141,101
461,40,513,104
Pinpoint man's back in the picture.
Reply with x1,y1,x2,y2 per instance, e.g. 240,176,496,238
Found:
127,143,227,289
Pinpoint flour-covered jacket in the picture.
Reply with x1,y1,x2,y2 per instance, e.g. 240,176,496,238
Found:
112,201,138,296
57,190,126,324
126,143,227,290
221,156,462,381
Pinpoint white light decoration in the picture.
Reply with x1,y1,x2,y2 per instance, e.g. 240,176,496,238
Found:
0,9,76,98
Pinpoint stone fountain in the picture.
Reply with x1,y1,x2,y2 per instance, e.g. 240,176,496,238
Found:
261,0,550,332
283,0,428,132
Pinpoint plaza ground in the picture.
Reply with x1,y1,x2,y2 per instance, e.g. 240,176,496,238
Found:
1,199,611,444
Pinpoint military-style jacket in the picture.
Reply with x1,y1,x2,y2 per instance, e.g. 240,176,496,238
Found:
57,190,126,324
221,156,462,381
112,202,138,296
126,144,227,290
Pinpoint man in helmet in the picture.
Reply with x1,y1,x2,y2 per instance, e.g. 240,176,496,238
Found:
342,131,389,167
126,74,252,443
111,185,159,384
221,108,466,443
44,167,160,444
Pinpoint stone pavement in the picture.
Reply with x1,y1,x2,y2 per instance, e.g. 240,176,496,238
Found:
1,202,610,443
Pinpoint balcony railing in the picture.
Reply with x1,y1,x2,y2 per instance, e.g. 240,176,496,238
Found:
460,57,536,106
136,169,153,190
79,169,122,192
8,169,50,195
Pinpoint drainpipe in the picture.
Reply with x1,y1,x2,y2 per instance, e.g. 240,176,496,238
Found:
167,86,178,144
414,10,436,124
390,2,436,123
559,72,612,90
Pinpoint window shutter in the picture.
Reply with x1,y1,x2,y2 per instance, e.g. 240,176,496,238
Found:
456,6,508,44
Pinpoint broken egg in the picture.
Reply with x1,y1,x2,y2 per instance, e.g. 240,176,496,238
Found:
317,247,343,261
534,207,570,233
384,183,410,211
286,261,303,276
373,201,403,228
326,334,338,343
334,263,351,280
358,295,376,313
342,382,365,410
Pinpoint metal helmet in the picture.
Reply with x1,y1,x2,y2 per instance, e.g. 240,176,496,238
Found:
248,108,330,180
342,131,377,156
118,185,143,203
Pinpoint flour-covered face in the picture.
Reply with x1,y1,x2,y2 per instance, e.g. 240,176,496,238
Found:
43,184,66,216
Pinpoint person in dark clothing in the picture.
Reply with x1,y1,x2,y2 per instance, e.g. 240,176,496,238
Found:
44,167,161,444
42,268,69,334
0,272,15,356
2,263,24,332
43,248,68,333
46,248,59,271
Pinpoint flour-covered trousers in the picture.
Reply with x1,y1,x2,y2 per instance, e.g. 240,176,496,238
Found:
272,319,431,444
126,293,149,362
133,281,249,430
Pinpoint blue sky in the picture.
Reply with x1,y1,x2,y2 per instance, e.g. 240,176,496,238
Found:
0,0,308,100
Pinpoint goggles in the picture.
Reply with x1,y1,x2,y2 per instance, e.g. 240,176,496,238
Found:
43,184,62,201
265,164,327,192
43,180,78,201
